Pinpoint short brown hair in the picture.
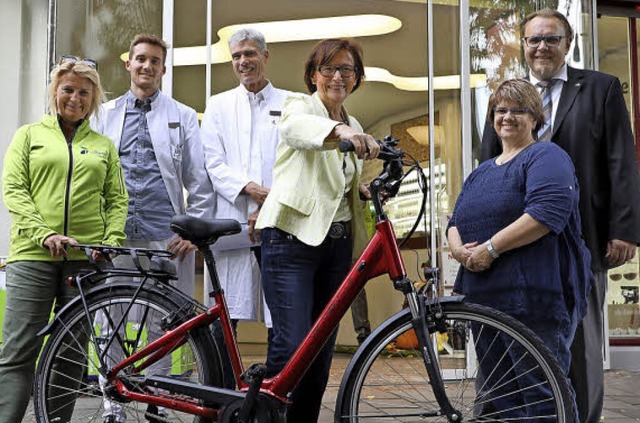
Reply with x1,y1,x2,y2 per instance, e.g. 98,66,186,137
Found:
303,38,365,94
521,9,573,42
487,79,544,133
48,60,106,120
129,34,168,64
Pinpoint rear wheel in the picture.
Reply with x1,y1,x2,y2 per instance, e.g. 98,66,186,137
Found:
34,283,222,423
336,301,575,422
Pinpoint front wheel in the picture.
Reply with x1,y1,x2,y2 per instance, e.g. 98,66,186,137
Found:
336,301,575,422
33,283,222,423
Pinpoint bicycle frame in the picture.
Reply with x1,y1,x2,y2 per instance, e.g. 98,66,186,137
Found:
263,217,406,397
99,217,406,411
90,139,460,419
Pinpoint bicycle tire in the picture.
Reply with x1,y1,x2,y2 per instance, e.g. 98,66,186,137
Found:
33,283,222,423
336,300,575,422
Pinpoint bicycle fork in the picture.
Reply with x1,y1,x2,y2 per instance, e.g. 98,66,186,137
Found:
396,277,462,422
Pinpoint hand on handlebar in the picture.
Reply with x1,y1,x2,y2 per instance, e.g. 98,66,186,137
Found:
359,184,372,201
44,234,78,258
334,124,380,160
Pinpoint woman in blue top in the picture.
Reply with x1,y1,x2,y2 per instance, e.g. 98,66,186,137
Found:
447,79,593,420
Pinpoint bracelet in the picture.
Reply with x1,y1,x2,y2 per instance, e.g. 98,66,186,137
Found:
484,239,500,259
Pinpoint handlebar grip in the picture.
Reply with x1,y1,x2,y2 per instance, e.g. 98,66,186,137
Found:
338,140,355,152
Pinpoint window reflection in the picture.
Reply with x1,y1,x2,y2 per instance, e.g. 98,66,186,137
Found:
55,0,163,99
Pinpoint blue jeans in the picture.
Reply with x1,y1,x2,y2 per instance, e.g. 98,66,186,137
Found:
261,227,352,422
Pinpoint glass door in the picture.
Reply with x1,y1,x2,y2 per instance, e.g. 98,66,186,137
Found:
596,11,640,348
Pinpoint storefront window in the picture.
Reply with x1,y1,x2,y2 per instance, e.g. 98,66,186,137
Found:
597,14,640,345
54,0,163,100
49,0,600,346
608,249,640,341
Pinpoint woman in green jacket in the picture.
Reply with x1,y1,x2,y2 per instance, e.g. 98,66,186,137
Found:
0,57,128,422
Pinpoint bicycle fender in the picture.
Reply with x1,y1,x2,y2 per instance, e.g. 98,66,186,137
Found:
36,282,150,337
335,295,465,411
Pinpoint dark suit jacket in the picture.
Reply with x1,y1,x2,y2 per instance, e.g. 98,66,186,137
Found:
480,66,640,271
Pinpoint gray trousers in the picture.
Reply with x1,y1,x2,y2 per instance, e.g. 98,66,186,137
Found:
115,238,195,298
351,288,371,340
569,270,607,423
0,260,93,423
101,237,195,420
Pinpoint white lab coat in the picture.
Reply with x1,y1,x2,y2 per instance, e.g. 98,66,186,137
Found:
201,83,290,323
92,91,214,295
93,90,213,219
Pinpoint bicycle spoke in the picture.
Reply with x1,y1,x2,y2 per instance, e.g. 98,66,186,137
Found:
337,302,573,422
34,286,222,423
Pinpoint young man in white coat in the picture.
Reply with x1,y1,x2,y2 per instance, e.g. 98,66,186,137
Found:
200,28,289,388
92,33,214,423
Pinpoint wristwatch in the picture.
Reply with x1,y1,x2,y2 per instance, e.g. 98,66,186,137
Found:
484,239,500,259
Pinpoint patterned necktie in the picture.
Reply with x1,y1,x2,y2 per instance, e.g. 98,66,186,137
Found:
537,80,554,142
135,98,152,113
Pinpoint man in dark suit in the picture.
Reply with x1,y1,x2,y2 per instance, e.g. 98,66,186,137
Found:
480,9,640,423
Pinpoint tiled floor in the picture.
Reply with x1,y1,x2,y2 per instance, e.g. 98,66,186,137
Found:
21,354,640,422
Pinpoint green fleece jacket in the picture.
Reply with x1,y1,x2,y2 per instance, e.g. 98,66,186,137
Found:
2,114,128,262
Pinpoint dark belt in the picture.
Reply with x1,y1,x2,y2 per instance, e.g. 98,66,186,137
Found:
328,221,351,239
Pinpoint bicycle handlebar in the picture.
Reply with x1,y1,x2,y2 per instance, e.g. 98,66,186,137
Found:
338,138,403,162
340,136,407,220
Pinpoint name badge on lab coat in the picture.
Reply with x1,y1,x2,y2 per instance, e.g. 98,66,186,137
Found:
269,110,281,125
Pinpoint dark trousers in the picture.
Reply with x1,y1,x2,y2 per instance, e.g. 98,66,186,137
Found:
570,270,607,423
475,311,578,422
261,227,352,422
351,289,371,343
212,319,239,389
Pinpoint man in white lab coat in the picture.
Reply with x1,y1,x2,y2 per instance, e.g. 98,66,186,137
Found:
94,34,213,291
93,34,213,423
200,28,290,387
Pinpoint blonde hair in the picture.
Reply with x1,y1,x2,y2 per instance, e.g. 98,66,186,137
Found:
48,60,106,120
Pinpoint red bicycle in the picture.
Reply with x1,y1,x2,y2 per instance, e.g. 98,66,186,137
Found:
33,137,574,422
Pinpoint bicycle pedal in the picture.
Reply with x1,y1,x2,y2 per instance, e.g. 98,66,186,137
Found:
237,364,268,422
241,363,267,385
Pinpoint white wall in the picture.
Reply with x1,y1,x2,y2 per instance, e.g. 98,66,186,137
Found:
0,0,49,256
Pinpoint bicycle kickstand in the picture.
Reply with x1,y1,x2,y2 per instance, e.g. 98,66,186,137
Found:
237,363,268,423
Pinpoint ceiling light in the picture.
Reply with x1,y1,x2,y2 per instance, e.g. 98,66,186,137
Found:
366,67,487,91
122,15,402,65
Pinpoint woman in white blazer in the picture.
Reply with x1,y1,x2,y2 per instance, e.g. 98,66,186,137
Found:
255,38,379,422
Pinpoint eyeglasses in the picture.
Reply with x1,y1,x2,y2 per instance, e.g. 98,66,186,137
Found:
59,55,98,69
522,35,566,48
609,272,638,282
493,107,532,117
318,65,357,78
